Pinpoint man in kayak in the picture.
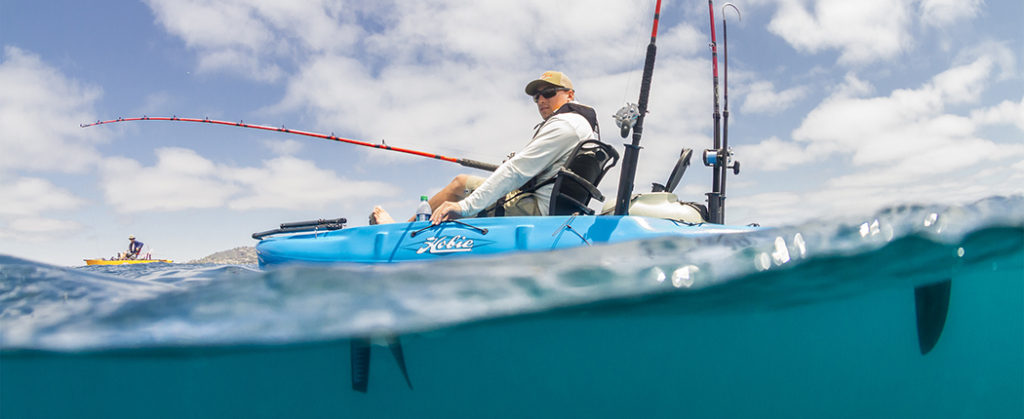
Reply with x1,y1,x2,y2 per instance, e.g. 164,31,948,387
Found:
372,70,599,224
124,235,144,260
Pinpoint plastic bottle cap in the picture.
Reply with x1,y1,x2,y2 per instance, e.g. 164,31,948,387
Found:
420,195,428,200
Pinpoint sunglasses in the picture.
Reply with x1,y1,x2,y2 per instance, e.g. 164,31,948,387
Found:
533,88,568,102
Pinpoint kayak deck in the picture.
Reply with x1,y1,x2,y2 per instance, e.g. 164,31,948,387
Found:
255,215,760,266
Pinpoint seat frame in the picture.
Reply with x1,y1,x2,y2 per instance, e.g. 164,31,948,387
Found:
547,139,620,215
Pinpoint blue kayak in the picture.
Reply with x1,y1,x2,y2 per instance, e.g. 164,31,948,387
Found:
254,215,761,267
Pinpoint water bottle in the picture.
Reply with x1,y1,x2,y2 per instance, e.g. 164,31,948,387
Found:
415,195,431,221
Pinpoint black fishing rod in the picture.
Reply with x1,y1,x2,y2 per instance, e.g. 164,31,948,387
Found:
81,116,499,172
701,1,741,224
613,0,664,216
719,3,741,224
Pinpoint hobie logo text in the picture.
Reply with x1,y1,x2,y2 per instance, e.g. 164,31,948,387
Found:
416,235,475,254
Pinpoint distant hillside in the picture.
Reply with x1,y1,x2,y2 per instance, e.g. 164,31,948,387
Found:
189,246,257,265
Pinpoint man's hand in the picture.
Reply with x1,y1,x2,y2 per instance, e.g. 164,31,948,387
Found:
430,201,463,225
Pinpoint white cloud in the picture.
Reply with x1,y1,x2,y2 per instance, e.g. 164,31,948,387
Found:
919,0,982,28
0,176,84,216
100,149,240,212
273,55,538,163
954,40,1019,82
224,156,398,210
736,136,819,171
791,55,1001,167
732,49,1024,222
831,72,875,98
971,97,1024,131
768,0,914,65
196,49,284,82
0,175,86,240
261,138,304,155
929,54,995,104
144,0,363,81
358,1,651,71
765,0,989,65
99,147,397,212
0,46,104,173
740,81,808,114
146,0,654,83
146,0,665,158
5,217,82,235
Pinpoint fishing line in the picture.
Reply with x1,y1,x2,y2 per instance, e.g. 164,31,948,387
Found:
620,3,656,104
612,0,663,215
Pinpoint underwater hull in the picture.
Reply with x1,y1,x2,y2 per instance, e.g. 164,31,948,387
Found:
255,215,760,267
83,259,173,266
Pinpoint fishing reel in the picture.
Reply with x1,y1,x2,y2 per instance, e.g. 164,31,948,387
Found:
613,103,641,138
702,148,740,175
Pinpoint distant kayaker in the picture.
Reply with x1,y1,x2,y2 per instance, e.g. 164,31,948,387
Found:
372,70,599,224
125,235,144,260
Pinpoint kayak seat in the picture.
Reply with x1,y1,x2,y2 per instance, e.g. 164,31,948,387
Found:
548,139,620,215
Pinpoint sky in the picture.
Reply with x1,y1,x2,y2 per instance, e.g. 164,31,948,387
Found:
1,0,1021,267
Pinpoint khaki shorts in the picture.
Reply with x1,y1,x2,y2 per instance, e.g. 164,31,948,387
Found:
464,175,543,217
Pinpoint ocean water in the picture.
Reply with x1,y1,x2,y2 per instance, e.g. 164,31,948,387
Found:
1,197,1022,418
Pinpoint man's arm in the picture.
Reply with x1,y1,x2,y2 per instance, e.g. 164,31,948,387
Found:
457,118,580,216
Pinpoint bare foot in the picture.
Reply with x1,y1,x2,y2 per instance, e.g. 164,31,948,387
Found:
369,205,396,225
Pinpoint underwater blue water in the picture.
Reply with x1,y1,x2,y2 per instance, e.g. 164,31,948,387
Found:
1,196,1022,418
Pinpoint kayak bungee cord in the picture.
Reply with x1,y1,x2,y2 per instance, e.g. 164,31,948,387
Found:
612,0,663,216
81,116,499,172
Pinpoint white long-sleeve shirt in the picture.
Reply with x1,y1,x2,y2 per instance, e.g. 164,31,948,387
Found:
458,108,597,216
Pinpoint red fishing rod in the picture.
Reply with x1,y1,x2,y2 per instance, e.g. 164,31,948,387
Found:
613,0,664,216
701,1,741,224
703,0,724,224
81,116,499,172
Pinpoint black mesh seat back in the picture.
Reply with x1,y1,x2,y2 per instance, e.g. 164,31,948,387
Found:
551,140,619,215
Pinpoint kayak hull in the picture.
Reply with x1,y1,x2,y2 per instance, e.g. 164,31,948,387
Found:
83,259,173,266
255,215,760,267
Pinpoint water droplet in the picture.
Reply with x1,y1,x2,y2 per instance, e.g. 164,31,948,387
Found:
671,265,699,288
793,233,807,258
771,236,791,265
755,253,771,271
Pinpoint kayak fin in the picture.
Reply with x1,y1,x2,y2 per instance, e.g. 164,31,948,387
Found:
914,279,952,355
350,338,371,393
387,336,414,390
349,335,413,392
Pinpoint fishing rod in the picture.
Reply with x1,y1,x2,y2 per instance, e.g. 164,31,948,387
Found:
81,116,500,172
719,3,741,224
701,1,741,224
612,0,663,216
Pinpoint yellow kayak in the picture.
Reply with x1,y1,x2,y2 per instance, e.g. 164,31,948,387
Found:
83,259,173,266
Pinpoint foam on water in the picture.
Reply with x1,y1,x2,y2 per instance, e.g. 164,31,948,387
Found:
1,196,1021,352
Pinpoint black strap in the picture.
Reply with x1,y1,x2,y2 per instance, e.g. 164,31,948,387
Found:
553,103,600,133
520,103,600,193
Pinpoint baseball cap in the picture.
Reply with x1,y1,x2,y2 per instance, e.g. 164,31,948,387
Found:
524,71,574,95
